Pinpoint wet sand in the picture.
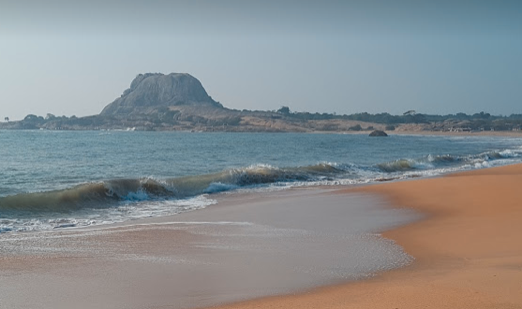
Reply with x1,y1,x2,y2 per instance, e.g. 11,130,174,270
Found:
208,163,522,309
0,189,416,309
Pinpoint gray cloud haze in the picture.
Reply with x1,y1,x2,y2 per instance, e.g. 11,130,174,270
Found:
1,0,521,120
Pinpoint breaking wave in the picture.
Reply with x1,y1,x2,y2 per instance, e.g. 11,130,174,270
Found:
0,163,348,214
0,179,173,213
1,146,521,232
377,150,521,173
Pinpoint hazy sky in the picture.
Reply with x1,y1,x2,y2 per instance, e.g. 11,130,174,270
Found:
1,0,521,120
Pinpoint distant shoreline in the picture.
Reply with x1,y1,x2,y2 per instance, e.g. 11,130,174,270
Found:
1,126,522,138
3,72,521,134
383,129,522,137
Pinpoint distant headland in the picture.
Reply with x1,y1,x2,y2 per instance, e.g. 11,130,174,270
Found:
1,73,522,133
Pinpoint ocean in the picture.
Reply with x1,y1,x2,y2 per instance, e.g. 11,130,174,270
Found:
1,130,522,233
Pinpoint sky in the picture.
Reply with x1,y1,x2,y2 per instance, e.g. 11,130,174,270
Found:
1,0,521,121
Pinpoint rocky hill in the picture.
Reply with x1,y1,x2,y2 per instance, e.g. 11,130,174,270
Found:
95,72,384,132
101,73,223,116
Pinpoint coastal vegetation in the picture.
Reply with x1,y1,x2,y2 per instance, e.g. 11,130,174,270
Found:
3,107,521,133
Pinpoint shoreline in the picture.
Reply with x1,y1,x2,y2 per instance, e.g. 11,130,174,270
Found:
1,164,522,308
0,187,417,309
204,163,522,309
388,130,522,137
2,127,522,138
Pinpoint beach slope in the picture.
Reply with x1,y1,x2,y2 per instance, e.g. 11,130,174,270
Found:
209,163,522,309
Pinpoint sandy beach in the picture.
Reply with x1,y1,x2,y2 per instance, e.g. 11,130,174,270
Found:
207,163,522,309
1,164,522,309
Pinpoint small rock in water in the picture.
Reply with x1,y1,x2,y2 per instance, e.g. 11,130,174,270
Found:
369,130,388,137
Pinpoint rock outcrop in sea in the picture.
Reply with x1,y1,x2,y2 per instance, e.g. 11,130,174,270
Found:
369,130,388,137
101,73,223,116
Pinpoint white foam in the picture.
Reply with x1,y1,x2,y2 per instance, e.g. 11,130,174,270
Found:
129,221,253,227
204,182,239,193
0,195,218,233
499,149,521,158
475,161,491,168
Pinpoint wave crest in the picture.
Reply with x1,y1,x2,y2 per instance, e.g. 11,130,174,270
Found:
0,163,345,213
2,146,521,215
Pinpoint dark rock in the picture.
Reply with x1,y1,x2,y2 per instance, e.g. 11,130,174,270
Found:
101,73,223,116
369,130,388,137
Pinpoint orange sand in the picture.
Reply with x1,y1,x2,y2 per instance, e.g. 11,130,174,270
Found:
206,164,522,309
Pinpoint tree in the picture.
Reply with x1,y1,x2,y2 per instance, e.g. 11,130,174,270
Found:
24,114,39,121
4,117,8,122
412,114,428,123
277,106,290,115
456,112,468,120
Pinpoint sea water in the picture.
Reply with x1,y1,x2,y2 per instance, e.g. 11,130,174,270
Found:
1,130,522,232
1,130,522,308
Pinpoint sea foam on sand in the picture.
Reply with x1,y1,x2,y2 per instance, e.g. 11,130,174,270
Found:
0,188,419,309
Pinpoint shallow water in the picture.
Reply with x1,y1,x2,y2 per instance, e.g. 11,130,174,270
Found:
0,189,419,309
